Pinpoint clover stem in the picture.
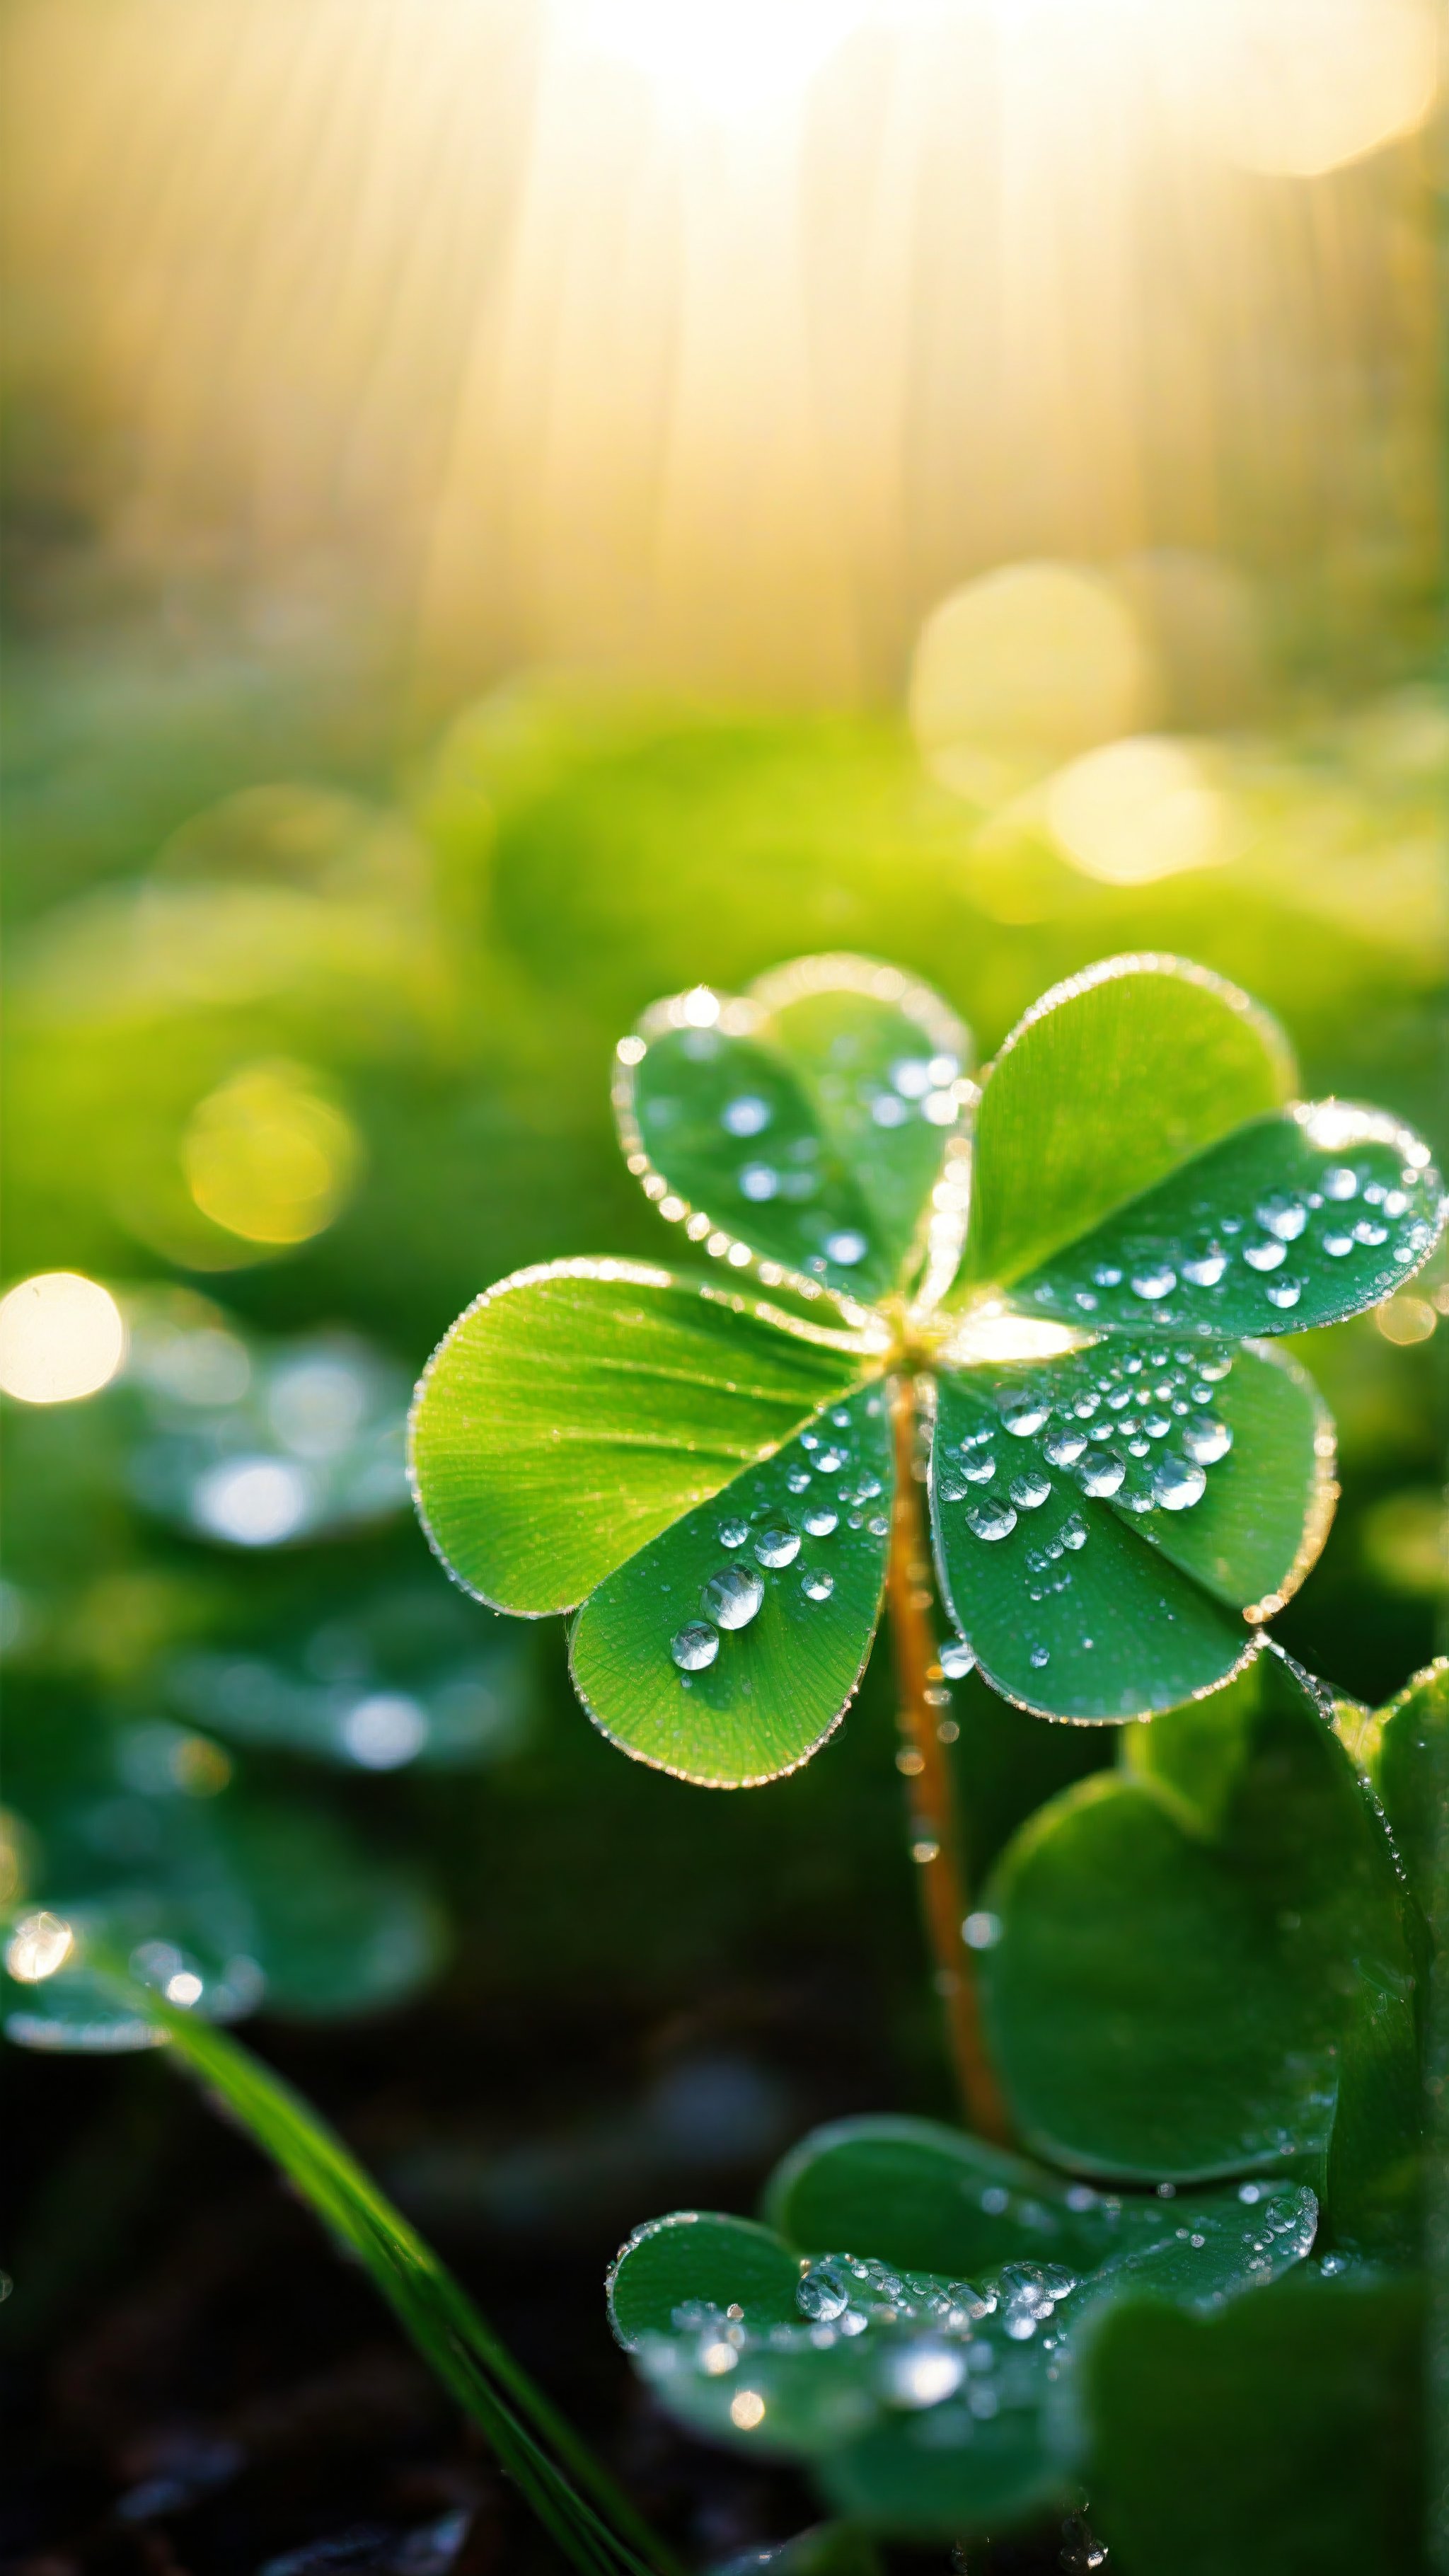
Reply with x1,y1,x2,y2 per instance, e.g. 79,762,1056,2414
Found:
887,1373,1012,2145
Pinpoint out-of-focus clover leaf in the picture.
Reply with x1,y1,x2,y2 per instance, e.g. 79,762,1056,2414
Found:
411,953,1443,1769
604,2127,1317,2541
1077,2272,1422,2576
1,1705,447,2049
161,1580,535,1771
120,1292,410,1546
977,1649,1426,2255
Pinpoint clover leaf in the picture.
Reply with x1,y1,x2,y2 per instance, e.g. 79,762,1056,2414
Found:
975,1648,1430,2257
604,2122,1318,2541
410,953,1443,1765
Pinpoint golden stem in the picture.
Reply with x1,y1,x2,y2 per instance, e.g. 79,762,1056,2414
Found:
887,1372,1012,2144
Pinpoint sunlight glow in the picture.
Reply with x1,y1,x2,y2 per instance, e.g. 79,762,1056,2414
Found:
1208,0,1440,178
5,1911,75,1984
0,1274,126,1406
565,0,882,116
942,1306,1091,1367
1046,737,1234,886
183,1061,361,1247
911,566,1152,803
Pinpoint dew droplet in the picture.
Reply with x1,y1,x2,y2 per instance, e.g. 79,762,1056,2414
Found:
967,1499,1017,1541
802,1505,839,1537
1264,1276,1302,1309
785,1466,812,1493
1353,1219,1388,1247
1010,1470,1051,1509
1256,1195,1307,1242
702,1567,764,1629
1198,1353,1232,1381
936,1459,973,1503
1382,1188,1409,1218
1092,1264,1124,1288
671,1622,720,1672
824,1230,869,1267
754,1523,801,1568
797,2260,850,2323
1060,1512,1088,1550
1029,1645,1049,1669
1003,1401,1050,1437
816,1447,845,1474
1078,1454,1125,1497
962,1451,998,1483
801,1569,834,1602
1182,1247,1228,1287
1152,1456,1207,1510
722,1096,771,1137
1182,1416,1232,1464
718,1518,750,1548
940,1638,976,1679
1131,1265,1176,1301
1044,1427,1087,1466
1243,1238,1286,1272
1323,1166,1358,1200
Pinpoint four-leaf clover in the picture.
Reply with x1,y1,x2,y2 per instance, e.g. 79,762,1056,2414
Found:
410,953,1443,1781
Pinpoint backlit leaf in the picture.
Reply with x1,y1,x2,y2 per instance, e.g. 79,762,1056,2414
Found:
410,1261,872,1615
958,958,1294,1295
570,1382,891,1786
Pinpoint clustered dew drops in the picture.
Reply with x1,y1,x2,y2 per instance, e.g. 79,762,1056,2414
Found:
668,1400,887,1678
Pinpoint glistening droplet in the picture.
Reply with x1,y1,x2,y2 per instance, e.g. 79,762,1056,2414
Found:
1243,1239,1286,1272
671,1623,719,1672
801,1569,834,1602
1182,1248,1228,1287
718,1518,749,1548
1010,1471,1051,1509
967,1499,1017,1541
702,1567,764,1629
802,1506,838,1537
754,1523,800,1568
940,1638,975,1679
1044,1427,1087,1466
1078,1454,1125,1497
1256,1196,1307,1242
1264,1276,1302,1309
1131,1265,1176,1301
1003,1401,1050,1438
1182,1416,1232,1464
1152,1456,1207,1510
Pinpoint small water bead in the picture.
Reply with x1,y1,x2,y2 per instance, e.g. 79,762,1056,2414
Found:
1010,1471,1052,1509
1093,1265,1124,1289
1073,1392,1101,1420
785,1466,812,1493
1382,1188,1410,1218
1044,1427,1088,1466
754,1523,801,1568
1182,1415,1232,1465
1353,1218,1389,1246
722,1094,771,1137
1078,1454,1125,1497
1323,1166,1358,1200
855,1473,883,1500
1182,1247,1228,1287
824,1230,869,1267
1198,1353,1232,1381
830,1408,851,1427
802,1505,839,1538
936,1458,974,1504
1143,1413,1171,1438
1264,1277,1302,1309
1127,1439,1150,1459
962,1451,998,1483
718,1518,750,1549
797,2260,852,2324
1060,1514,1088,1549
671,1622,720,1672
1105,1386,1131,1413
1256,1195,1307,1242
800,1569,834,1604
1242,1238,1286,1272
1003,1401,1051,1438
967,1499,1017,1541
1131,1265,1177,1301
1029,1645,1050,1669
1152,1456,1206,1510
739,1163,778,1201
816,1447,845,1474
868,1514,890,1537
703,1566,765,1628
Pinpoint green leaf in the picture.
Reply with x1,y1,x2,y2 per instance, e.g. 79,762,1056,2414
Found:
608,2212,804,2345
930,1338,1329,1720
764,2115,1116,2276
959,958,1295,1294
611,2166,1315,2541
1367,1654,1449,1924
617,958,969,1302
1008,1104,1443,1338
980,1652,1421,2245
570,1381,891,1786
1080,2275,1424,2576
410,1261,872,1616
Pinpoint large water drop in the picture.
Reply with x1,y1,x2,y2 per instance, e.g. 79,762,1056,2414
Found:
802,1505,839,1538
1182,1416,1232,1465
1131,1265,1177,1301
702,1567,765,1629
967,1499,1017,1541
754,1522,801,1568
671,1622,720,1672
1152,1456,1207,1510
1078,1454,1125,1497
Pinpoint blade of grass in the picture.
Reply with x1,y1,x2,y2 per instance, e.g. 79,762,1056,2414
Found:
94,1963,681,2576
